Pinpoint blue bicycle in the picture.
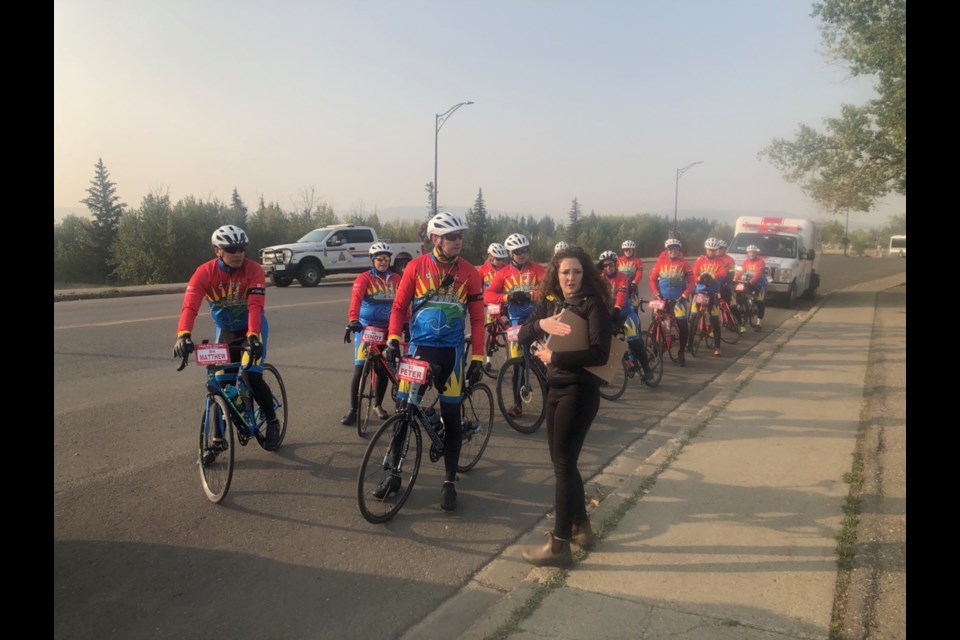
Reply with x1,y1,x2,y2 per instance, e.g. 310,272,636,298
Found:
177,340,288,503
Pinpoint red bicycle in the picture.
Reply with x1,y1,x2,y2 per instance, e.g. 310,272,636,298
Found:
647,298,683,363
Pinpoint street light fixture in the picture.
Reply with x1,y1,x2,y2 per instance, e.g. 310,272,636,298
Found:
434,101,474,216
673,161,704,237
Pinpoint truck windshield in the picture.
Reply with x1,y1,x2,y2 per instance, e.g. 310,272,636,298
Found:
298,229,334,243
731,233,797,259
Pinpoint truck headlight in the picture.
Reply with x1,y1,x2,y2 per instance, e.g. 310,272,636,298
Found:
777,268,792,282
282,249,294,263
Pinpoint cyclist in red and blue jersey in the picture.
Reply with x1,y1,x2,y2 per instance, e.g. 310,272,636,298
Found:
616,240,644,307
484,233,547,357
650,238,696,366
478,242,509,370
382,212,486,512
692,237,729,356
717,239,737,306
484,233,547,417
600,250,653,381
173,225,281,450
340,242,402,426
736,244,768,331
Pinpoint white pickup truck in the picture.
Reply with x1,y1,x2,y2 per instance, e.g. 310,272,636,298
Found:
728,216,822,307
259,224,424,287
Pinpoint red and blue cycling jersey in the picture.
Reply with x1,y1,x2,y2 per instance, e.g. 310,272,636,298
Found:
388,251,485,358
649,254,695,300
692,256,728,295
349,268,401,329
616,255,644,290
177,257,266,337
483,261,546,324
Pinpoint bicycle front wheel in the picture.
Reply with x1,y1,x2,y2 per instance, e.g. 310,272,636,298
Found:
689,312,704,356
200,395,235,503
357,414,422,524
598,353,628,401
720,305,741,344
255,363,288,450
356,359,375,438
458,383,494,472
747,300,761,329
642,332,663,387
482,324,509,380
496,357,548,434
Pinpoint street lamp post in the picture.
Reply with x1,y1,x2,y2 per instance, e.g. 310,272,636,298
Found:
434,101,474,216
673,161,704,237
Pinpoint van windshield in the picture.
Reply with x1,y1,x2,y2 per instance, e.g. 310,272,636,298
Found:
731,233,796,259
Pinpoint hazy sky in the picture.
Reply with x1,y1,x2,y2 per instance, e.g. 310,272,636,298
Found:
54,0,905,231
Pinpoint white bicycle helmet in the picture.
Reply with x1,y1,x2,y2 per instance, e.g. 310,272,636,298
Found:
718,239,728,249
426,211,468,237
598,250,618,263
369,241,393,257
487,242,508,259
746,244,760,253
664,238,682,249
621,240,636,250
704,237,721,250
211,224,248,248
554,241,569,253
504,233,530,252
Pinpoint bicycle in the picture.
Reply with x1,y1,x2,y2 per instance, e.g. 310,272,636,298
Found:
688,291,717,356
716,293,742,345
178,340,289,504
357,358,493,524
647,298,683,363
352,326,399,438
598,312,663,401
733,282,761,331
495,325,548,434
481,304,510,380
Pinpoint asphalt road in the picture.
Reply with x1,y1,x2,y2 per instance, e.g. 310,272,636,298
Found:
53,255,907,640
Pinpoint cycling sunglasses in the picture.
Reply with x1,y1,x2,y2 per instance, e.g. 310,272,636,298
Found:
222,245,247,254
442,232,464,241
512,247,530,255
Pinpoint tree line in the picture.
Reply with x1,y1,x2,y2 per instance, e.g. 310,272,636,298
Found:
54,161,731,286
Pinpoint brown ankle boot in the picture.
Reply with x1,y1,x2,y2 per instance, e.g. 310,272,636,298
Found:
571,519,595,549
522,532,572,567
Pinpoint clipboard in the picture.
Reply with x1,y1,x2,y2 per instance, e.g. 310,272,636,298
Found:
545,308,624,383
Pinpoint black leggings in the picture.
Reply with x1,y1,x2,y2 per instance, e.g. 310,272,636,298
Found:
349,363,389,410
546,383,601,539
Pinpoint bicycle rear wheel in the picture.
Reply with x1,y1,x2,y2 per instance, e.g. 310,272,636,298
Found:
356,359,376,438
598,352,628,401
254,363,288,450
200,395,235,503
642,332,663,387
357,414,422,524
747,299,761,329
496,357,548,434
457,383,494,472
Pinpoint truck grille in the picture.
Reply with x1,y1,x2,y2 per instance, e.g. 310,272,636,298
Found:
767,265,779,282
260,249,282,266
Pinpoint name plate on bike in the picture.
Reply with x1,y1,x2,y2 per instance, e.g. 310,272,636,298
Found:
735,283,746,292
648,299,666,311
195,343,231,366
361,326,385,344
397,357,429,383
506,325,521,342
486,303,501,315
694,293,711,306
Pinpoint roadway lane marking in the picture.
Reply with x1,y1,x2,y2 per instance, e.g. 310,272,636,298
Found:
54,299,350,330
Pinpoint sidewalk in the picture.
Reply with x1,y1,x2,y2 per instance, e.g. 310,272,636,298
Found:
402,274,906,640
